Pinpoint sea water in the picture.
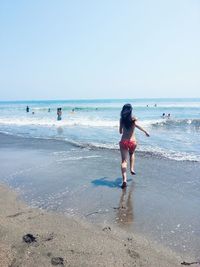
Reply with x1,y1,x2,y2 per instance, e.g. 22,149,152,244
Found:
0,98,200,161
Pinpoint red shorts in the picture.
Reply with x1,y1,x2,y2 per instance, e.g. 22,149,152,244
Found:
119,139,137,153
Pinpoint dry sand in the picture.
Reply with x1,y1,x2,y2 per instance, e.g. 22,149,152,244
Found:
0,184,185,267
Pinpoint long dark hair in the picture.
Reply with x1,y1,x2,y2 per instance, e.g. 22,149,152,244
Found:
120,103,134,129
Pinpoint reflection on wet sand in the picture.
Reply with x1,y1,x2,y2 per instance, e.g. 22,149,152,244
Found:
116,181,135,226
57,127,63,135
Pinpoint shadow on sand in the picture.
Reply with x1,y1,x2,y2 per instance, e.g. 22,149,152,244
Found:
91,177,132,188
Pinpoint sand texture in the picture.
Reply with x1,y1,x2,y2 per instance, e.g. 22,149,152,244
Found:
0,185,184,267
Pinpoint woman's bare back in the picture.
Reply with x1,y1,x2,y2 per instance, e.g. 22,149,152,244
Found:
119,118,136,141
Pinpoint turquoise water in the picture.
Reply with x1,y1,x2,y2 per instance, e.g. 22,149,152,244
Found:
0,98,200,161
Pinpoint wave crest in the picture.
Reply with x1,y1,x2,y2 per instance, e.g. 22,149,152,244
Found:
152,119,200,129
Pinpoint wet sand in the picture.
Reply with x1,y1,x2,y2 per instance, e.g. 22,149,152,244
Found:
0,184,182,267
0,133,200,266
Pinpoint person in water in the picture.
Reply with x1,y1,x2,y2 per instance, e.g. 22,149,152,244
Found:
119,104,150,189
57,108,62,121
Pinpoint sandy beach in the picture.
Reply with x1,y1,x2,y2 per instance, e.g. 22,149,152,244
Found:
0,184,184,267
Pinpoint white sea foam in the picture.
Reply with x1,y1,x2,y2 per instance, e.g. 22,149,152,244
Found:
0,117,118,127
0,114,200,130
151,119,200,131
55,155,101,162
136,145,200,162
62,138,200,162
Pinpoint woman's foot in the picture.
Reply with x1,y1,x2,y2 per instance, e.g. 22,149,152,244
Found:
130,170,136,175
121,181,127,189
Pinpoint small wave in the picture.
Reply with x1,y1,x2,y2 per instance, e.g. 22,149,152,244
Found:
0,117,118,128
152,119,200,129
1,129,199,162
136,146,200,162
63,138,200,162
1,115,200,130
63,138,118,150
55,155,101,162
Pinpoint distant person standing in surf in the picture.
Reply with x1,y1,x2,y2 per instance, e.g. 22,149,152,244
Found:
57,108,62,121
119,104,150,189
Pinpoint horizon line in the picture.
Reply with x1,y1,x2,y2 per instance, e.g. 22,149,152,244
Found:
1,97,200,102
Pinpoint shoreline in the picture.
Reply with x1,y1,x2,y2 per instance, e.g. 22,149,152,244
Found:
0,130,199,163
0,184,183,267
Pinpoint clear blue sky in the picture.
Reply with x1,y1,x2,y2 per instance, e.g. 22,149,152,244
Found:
0,0,200,100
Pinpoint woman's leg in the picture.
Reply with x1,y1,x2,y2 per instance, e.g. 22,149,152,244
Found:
120,146,128,184
129,152,136,175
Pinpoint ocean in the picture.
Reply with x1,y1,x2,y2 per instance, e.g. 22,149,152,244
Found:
0,98,200,161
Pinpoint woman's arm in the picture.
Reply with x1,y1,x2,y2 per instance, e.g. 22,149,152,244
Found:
119,119,123,134
135,121,150,137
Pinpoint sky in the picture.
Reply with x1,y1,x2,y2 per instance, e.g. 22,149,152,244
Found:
0,0,200,100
